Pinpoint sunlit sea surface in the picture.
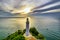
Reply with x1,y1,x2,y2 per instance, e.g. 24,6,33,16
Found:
0,15,60,40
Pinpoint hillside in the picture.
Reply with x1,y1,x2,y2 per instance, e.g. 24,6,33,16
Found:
3,27,45,40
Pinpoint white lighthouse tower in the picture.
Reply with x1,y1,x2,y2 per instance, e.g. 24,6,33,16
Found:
26,18,29,36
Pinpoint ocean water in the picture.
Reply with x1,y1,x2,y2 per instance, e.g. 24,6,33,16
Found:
0,15,60,40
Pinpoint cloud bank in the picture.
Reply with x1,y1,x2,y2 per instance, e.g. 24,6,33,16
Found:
0,0,52,13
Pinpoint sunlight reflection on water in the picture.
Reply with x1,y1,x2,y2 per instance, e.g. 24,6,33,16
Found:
0,16,60,40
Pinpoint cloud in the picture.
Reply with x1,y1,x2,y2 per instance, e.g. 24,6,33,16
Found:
41,9,60,13
37,2,60,10
0,0,52,13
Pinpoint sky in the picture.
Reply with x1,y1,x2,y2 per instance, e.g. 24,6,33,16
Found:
0,0,60,17
0,0,60,40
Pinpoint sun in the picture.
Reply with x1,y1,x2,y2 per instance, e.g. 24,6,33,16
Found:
11,5,34,14
20,6,33,14
22,7,32,14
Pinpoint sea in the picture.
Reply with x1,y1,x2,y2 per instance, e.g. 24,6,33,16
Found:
0,13,60,40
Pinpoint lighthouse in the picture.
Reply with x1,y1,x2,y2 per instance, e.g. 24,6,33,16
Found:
26,18,29,36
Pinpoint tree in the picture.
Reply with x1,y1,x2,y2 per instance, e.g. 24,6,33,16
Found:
12,35,25,40
30,27,39,36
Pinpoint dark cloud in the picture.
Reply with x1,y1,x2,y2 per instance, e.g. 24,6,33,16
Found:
0,0,60,17
35,0,60,9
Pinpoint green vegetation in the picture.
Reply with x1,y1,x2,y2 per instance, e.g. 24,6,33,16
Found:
30,27,39,36
3,27,45,40
3,30,25,40
12,35,25,40
30,27,45,40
